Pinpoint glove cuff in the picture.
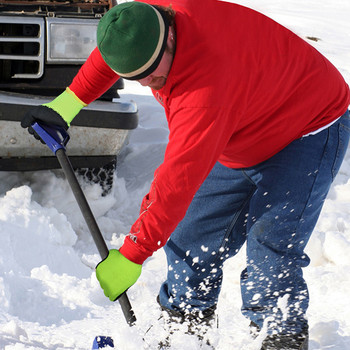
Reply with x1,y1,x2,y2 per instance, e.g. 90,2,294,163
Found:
43,88,86,126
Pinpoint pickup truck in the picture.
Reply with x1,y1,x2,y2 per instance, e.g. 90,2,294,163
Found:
0,0,138,193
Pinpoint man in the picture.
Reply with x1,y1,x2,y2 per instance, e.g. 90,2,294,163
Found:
21,1,350,349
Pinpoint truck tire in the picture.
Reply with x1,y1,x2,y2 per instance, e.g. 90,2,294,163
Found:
77,159,116,196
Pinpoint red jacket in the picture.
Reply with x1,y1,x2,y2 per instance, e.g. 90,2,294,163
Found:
69,0,350,264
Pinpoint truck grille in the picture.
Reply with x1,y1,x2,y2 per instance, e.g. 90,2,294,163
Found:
0,16,44,80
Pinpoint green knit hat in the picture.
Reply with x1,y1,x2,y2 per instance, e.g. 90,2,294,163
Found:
97,2,169,80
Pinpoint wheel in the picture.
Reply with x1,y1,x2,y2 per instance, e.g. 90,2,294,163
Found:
77,158,116,196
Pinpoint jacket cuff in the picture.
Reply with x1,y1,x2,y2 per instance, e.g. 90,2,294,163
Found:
119,236,153,265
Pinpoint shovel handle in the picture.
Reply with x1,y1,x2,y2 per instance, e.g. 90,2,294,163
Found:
32,122,137,326
55,149,136,326
32,122,70,153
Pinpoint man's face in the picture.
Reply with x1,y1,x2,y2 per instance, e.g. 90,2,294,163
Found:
137,27,175,90
137,48,173,90
140,75,168,91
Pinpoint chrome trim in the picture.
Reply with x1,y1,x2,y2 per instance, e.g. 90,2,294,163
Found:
0,16,44,78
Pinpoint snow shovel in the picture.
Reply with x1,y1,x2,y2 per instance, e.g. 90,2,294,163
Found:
32,122,137,347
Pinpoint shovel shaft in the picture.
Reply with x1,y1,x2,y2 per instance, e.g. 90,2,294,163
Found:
56,149,108,257
56,149,136,326
32,122,137,326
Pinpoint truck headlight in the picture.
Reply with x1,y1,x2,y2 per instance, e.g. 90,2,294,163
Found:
46,17,99,63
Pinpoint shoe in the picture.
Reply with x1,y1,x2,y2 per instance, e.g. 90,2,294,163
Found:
249,321,260,339
156,296,217,349
261,327,309,350
249,321,308,350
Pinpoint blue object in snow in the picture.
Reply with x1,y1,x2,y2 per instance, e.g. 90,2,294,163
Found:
92,336,114,349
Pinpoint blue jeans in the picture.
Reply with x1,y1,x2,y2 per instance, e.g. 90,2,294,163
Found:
158,110,350,335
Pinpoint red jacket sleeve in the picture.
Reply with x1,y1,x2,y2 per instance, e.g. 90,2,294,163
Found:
119,104,236,264
69,47,120,104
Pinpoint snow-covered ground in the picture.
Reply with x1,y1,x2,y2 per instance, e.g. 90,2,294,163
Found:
0,0,350,349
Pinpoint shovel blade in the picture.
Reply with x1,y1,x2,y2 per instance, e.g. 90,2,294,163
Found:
92,336,114,349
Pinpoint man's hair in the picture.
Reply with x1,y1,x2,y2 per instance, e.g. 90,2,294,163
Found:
153,5,176,26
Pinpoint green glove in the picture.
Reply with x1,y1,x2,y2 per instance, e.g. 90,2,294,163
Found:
43,87,86,126
21,88,86,141
96,249,142,301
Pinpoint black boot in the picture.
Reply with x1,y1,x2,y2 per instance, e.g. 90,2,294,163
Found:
261,327,309,350
249,321,308,350
156,296,217,349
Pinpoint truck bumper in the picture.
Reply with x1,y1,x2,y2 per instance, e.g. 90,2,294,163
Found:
0,91,138,170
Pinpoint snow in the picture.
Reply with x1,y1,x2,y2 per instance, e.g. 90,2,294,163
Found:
0,0,350,348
